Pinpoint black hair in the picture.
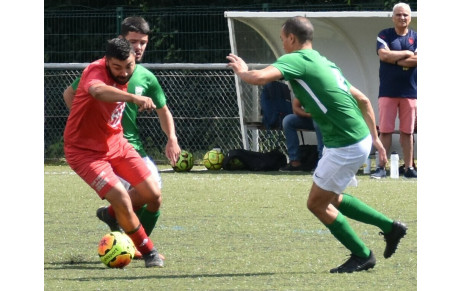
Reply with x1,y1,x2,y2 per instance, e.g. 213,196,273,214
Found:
105,38,135,60
282,16,314,44
120,16,150,37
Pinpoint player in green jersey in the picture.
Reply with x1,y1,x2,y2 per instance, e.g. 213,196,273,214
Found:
63,17,180,261
227,16,407,273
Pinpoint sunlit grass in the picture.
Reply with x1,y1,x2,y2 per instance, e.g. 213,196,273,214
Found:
45,164,416,290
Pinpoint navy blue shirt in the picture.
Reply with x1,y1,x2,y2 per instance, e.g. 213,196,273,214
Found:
376,28,417,98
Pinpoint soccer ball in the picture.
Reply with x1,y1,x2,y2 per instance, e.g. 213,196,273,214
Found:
173,150,194,172
98,231,135,268
203,148,225,170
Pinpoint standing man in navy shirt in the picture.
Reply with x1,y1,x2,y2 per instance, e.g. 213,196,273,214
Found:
372,2,417,179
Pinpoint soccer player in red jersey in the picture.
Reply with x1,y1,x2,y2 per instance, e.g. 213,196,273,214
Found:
63,38,164,268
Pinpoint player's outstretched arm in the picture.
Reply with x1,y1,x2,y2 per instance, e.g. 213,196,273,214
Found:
89,83,155,112
226,53,282,85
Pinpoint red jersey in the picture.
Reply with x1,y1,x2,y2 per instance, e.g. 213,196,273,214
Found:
64,57,127,153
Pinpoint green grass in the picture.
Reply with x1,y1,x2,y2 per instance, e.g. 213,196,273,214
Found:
44,164,416,290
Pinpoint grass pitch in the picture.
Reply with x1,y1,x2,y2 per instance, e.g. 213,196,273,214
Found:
44,164,416,290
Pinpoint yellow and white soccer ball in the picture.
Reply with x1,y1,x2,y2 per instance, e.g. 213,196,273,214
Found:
203,148,225,170
98,231,135,268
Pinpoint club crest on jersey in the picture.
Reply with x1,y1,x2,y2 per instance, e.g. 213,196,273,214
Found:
109,102,126,128
135,86,144,96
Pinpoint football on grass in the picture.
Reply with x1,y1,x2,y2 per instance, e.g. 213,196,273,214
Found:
203,148,225,170
173,150,194,172
98,231,135,268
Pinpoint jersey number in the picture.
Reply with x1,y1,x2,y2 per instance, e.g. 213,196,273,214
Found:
331,68,349,92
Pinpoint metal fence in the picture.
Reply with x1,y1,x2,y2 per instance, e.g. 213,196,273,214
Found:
44,7,231,63
44,3,418,64
45,4,419,164
44,63,288,164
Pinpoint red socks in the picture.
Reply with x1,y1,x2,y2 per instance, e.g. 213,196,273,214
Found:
126,224,154,255
107,206,153,255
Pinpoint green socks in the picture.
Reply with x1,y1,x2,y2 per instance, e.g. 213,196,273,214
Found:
326,193,395,258
135,205,160,237
326,212,370,258
338,193,393,234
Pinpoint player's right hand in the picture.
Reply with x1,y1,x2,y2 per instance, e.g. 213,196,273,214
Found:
133,95,156,112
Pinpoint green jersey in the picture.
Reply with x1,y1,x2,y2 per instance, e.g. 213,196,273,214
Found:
71,64,167,157
271,49,369,148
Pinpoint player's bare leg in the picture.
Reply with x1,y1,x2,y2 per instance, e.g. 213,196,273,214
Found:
104,183,164,267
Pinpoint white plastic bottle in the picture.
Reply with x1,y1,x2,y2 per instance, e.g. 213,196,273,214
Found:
390,151,399,179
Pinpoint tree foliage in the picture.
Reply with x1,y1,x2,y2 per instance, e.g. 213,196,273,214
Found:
45,0,417,11
44,0,417,63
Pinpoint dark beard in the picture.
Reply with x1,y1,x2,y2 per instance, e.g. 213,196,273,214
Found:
107,65,129,85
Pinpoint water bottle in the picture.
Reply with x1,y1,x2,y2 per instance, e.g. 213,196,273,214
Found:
390,151,399,179
363,156,371,174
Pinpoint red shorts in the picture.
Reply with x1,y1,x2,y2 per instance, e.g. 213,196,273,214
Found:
65,138,151,198
378,97,417,134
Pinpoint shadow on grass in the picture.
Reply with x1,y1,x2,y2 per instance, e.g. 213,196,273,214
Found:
45,260,106,270
45,260,307,280
61,271,282,281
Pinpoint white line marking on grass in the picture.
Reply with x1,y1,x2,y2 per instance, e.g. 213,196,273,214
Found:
44,171,76,175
